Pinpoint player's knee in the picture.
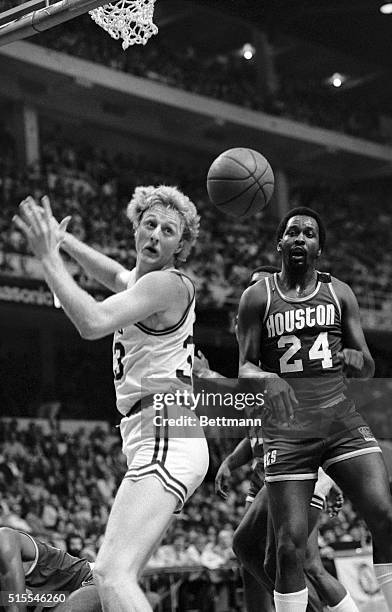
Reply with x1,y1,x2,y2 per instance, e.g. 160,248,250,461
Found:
275,531,306,571
92,561,107,589
93,560,138,591
303,555,325,581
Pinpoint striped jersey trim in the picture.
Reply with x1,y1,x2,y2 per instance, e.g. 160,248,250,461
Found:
323,447,381,471
263,277,272,324
152,404,169,464
22,532,39,577
248,492,326,510
273,273,321,303
152,425,162,462
327,281,342,319
266,472,318,483
135,271,195,336
124,463,187,505
135,298,194,335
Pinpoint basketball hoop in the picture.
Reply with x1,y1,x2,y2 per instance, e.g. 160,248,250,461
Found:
90,0,157,50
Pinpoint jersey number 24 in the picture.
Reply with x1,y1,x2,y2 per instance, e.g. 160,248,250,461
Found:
278,331,332,374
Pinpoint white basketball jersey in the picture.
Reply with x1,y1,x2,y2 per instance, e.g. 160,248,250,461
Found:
113,269,195,416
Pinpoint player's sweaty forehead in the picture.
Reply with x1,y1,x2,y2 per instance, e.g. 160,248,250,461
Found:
143,203,184,233
285,215,319,236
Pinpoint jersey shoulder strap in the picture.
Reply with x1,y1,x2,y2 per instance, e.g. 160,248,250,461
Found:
169,269,195,303
317,271,331,283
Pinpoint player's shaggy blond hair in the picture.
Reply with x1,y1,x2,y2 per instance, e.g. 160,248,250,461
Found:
127,185,200,264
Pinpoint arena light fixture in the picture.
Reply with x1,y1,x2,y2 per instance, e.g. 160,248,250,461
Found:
380,3,392,14
327,72,347,88
332,75,343,88
241,43,255,60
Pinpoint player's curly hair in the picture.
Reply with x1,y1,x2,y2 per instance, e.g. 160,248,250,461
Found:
127,185,200,264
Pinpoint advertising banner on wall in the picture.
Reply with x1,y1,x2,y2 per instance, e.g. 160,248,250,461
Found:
0,275,55,307
0,275,108,308
335,552,387,612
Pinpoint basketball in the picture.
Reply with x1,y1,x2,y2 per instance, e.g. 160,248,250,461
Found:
206,148,275,218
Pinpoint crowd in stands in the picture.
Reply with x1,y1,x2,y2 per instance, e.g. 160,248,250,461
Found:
1,130,392,316
0,418,378,573
30,16,389,144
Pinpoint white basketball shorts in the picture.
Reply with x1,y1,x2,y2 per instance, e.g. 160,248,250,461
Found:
120,405,209,511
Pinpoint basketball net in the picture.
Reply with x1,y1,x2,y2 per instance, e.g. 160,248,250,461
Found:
90,0,157,50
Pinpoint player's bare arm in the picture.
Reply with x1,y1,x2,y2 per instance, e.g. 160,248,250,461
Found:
13,200,188,339
238,284,298,423
61,231,132,293
215,438,252,499
0,529,35,612
22,196,131,293
332,277,375,378
237,284,268,377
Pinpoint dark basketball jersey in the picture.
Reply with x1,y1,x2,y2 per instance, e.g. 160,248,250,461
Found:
260,272,346,410
24,534,92,596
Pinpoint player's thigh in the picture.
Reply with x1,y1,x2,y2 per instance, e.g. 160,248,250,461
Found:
264,510,276,577
96,477,177,573
267,479,315,543
327,451,392,522
234,486,269,548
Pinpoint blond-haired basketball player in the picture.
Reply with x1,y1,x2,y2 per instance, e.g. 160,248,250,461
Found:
14,186,209,612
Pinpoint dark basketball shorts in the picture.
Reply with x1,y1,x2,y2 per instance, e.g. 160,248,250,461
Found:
246,458,335,510
262,399,381,483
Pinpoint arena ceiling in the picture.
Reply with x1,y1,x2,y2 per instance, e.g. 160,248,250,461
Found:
159,0,392,67
157,0,392,110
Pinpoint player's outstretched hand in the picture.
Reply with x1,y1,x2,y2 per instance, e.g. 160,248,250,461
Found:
327,483,344,517
193,350,211,376
215,460,231,500
337,348,364,378
264,375,298,426
13,196,70,260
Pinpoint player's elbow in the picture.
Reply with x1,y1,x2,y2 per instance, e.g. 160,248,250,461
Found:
79,325,105,340
78,318,108,340
79,327,98,340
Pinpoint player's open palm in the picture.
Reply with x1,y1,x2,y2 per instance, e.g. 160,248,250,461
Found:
264,375,298,426
14,195,70,260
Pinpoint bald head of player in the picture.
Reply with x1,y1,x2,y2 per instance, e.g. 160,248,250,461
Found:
276,207,326,275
